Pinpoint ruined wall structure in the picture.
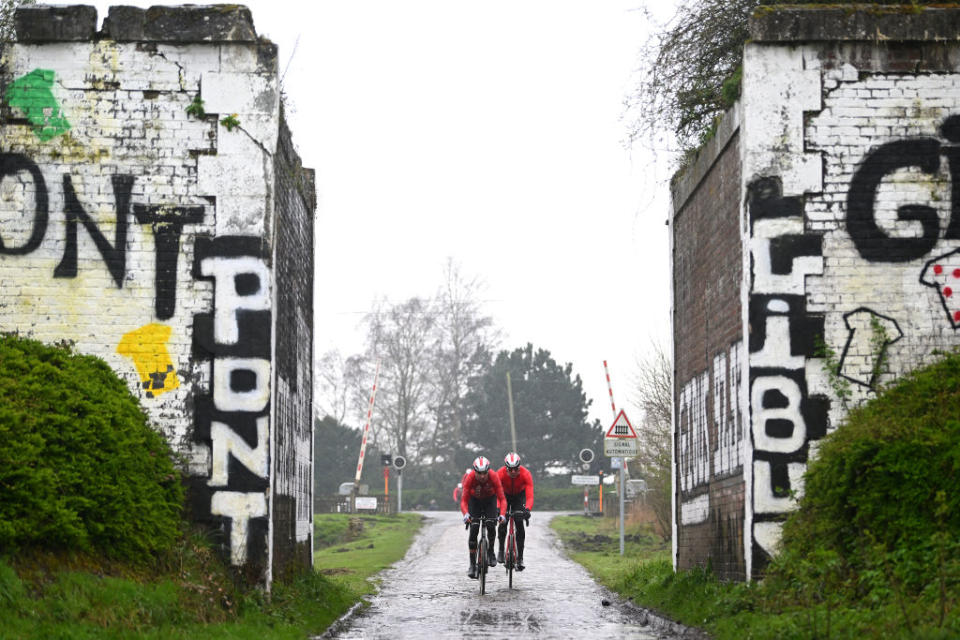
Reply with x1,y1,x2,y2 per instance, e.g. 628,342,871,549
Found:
671,6,960,580
0,5,315,586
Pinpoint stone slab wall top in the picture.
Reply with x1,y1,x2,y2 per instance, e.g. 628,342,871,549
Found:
750,5,960,43
14,5,97,42
15,4,259,43
104,5,258,43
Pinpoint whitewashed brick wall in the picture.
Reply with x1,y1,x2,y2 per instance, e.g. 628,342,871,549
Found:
738,19,960,579
0,5,314,586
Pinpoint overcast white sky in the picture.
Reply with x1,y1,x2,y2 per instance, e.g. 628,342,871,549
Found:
91,0,678,428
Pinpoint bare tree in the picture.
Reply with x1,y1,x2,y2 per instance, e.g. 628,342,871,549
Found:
426,260,498,471
314,349,348,424
625,0,754,156
630,340,673,537
625,0,922,159
314,349,368,426
364,297,436,461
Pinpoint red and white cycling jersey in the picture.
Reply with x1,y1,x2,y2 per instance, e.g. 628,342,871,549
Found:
460,468,506,516
496,465,534,510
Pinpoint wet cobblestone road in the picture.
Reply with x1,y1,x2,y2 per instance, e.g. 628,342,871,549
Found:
319,511,693,639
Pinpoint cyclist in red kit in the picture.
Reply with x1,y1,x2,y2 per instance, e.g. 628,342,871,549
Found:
453,481,462,504
496,452,533,570
452,467,470,505
460,456,506,579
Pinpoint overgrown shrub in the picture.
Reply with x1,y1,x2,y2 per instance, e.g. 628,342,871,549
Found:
769,349,960,607
0,334,183,560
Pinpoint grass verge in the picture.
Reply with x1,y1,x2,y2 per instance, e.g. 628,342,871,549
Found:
552,515,960,639
0,513,423,639
314,513,423,597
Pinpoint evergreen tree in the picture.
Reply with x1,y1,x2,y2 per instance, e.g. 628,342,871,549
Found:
313,415,382,496
462,344,603,478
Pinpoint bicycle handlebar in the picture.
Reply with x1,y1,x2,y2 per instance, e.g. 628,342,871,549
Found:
463,511,528,529
464,513,495,528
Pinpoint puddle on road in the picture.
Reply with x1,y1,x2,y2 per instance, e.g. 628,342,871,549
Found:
458,608,543,632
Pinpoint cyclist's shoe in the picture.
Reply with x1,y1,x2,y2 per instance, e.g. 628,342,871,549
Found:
497,549,505,564
467,563,478,579
487,550,497,568
516,555,525,572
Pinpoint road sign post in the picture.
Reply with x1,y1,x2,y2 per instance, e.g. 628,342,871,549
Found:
393,456,406,513
598,470,604,513
604,406,636,555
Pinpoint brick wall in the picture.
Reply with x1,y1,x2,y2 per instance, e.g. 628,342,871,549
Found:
672,6,960,580
670,106,746,581
0,5,314,587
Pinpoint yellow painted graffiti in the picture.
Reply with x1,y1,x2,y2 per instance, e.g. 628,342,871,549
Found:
117,324,180,398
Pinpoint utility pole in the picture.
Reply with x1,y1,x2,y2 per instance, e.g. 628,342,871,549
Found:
506,371,517,452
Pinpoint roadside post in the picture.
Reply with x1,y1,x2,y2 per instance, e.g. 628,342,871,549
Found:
598,470,604,513
393,456,406,512
577,448,596,514
382,454,391,501
571,473,599,514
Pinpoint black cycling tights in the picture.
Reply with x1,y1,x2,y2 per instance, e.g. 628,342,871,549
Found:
466,495,498,550
468,520,497,551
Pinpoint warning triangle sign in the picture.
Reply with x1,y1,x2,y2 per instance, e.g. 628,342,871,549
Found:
605,409,637,438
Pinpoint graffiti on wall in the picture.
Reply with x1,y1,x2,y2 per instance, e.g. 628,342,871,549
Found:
191,236,272,566
837,308,902,389
0,154,204,320
677,340,744,526
1,135,272,569
741,82,960,575
117,324,180,397
5,69,71,141
922,249,960,328
846,116,960,263
746,178,830,569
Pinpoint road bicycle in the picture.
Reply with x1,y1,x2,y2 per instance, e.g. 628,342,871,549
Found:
503,509,528,589
466,512,495,595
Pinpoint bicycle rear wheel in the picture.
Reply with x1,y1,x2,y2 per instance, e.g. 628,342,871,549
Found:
478,535,488,595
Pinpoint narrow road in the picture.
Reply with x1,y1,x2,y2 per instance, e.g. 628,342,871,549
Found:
318,511,690,639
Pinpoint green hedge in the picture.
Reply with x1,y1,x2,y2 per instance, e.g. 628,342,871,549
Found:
0,334,183,560
771,348,960,601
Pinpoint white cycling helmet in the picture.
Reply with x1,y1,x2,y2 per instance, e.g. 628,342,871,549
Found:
504,452,521,468
472,456,491,473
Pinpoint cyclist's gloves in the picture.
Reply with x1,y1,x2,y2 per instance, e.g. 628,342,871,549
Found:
524,509,531,523
462,513,471,524
497,515,506,524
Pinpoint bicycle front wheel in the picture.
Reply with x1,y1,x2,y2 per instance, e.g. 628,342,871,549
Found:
506,531,515,588
478,536,488,595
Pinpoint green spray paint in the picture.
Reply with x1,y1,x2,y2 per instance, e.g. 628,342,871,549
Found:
5,69,71,141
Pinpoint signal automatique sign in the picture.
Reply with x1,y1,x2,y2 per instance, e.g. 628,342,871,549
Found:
603,409,637,457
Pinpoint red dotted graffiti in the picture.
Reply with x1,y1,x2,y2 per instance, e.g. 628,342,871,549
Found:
920,250,960,330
